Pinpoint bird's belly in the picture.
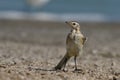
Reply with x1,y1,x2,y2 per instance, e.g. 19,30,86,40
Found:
66,42,82,57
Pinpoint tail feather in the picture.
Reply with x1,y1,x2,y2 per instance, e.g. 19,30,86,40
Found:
54,54,70,70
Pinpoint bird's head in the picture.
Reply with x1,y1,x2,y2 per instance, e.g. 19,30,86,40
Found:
65,21,80,30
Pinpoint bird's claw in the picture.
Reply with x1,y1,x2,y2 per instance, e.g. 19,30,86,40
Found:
73,68,83,72
62,68,68,72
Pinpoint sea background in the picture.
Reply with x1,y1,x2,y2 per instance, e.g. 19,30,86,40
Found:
0,0,120,22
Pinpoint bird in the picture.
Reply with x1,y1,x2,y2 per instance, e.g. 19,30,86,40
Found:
54,21,87,71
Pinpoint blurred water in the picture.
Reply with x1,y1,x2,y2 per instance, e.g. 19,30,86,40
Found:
0,0,120,22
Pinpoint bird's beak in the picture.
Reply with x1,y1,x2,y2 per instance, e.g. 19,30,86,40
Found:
65,21,73,29
65,21,71,26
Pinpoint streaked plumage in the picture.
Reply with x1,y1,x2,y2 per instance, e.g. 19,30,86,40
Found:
54,21,86,71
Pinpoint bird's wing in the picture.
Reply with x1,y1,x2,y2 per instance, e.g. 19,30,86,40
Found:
82,37,87,45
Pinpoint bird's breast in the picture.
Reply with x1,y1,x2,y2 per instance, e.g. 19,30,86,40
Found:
66,33,83,56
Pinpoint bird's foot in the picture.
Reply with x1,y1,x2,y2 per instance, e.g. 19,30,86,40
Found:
62,68,68,72
73,68,83,73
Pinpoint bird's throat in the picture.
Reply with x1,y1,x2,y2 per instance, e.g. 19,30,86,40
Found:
71,29,81,34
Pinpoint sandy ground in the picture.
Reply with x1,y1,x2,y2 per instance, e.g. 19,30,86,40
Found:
0,20,120,80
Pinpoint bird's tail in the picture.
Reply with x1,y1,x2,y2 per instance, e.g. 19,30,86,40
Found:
54,53,70,70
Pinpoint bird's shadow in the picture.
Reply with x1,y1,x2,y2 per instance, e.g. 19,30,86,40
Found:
27,66,84,73
27,66,56,72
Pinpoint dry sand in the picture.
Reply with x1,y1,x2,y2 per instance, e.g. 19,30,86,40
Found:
0,20,120,80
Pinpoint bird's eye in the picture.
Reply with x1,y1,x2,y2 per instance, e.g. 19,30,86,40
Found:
72,23,76,25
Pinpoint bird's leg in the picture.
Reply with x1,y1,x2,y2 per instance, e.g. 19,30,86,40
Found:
74,56,78,71
74,56,83,72
62,62,68,72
